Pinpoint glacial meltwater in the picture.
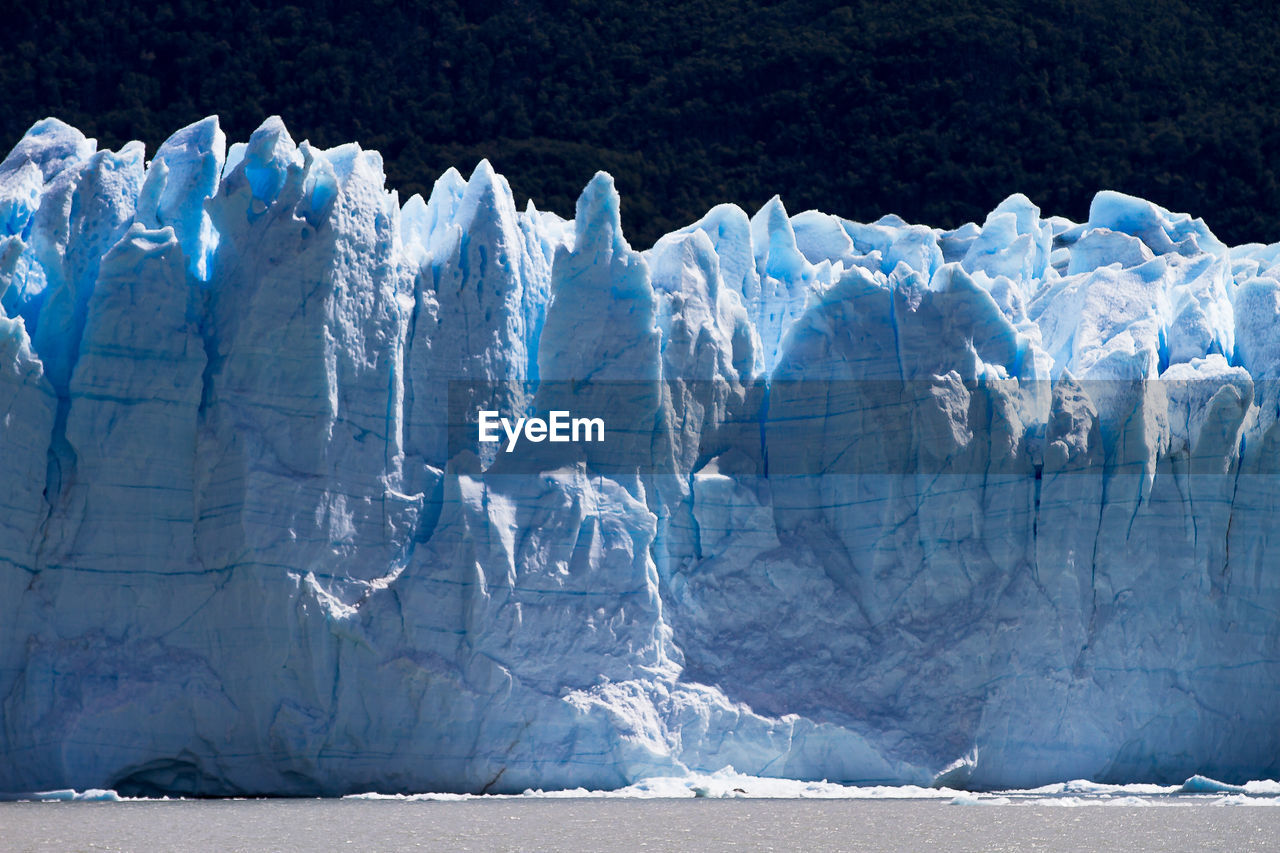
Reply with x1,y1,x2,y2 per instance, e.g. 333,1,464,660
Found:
4,788,1280,852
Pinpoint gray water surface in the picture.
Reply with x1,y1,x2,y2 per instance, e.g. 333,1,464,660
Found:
3,798,1279,852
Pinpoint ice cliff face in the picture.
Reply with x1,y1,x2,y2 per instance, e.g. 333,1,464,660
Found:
1,116,1278,795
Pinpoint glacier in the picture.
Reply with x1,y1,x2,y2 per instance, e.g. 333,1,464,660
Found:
1,115,1279,796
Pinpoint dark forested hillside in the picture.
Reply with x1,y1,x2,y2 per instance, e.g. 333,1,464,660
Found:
4,0,1278,246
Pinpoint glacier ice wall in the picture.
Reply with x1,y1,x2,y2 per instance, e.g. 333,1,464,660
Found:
1,116,1279,795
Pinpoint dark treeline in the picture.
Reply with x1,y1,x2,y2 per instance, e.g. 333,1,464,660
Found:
4,0,1278,247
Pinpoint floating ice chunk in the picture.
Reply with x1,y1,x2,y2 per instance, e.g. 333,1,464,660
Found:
1180,775,1248,794
31,788,124,802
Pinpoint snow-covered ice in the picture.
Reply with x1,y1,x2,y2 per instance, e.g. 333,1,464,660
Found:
1,117,1279,796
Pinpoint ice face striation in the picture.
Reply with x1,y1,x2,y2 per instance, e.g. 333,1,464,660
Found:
1,117,1278,795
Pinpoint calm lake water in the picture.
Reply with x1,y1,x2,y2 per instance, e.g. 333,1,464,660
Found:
3,797,1279,853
